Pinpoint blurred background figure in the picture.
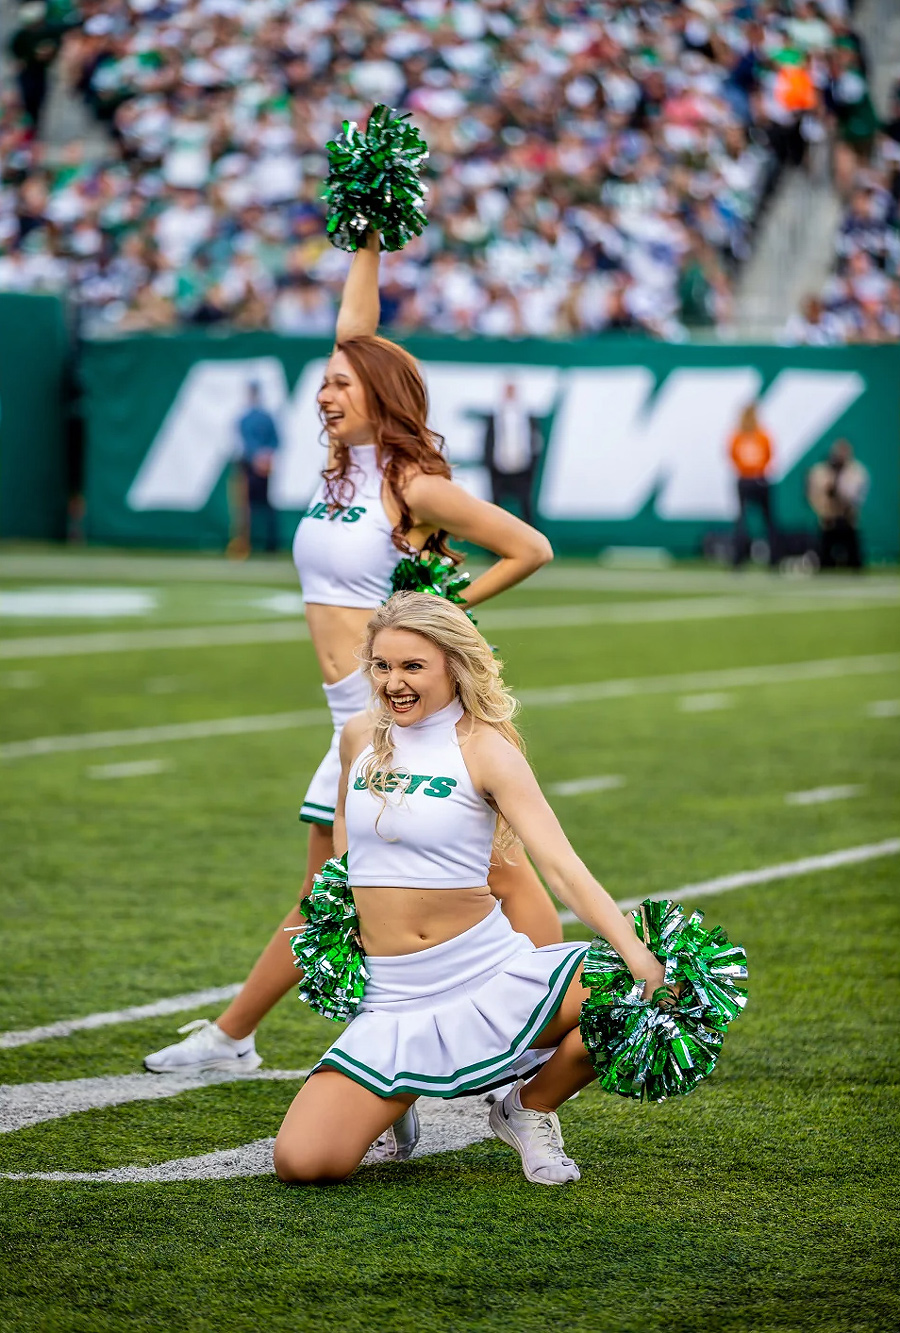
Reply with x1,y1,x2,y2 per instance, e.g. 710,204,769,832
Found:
229,381,280,558
8,3,63,133
482,379,543,527
729,401,779,568
806,438,870,570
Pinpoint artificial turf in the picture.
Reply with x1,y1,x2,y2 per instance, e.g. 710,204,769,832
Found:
1,555,898,1332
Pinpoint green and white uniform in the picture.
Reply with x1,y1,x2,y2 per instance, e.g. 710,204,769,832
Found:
291,444,399,826
312,698,588,1098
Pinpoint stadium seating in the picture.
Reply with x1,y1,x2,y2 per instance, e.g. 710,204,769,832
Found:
1,0,889,342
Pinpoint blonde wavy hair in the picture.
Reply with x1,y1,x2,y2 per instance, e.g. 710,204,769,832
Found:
358,592,524,855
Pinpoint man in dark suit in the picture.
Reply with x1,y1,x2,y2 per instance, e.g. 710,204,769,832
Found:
482,380,543,526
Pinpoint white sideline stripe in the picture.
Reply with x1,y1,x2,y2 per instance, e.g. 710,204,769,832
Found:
3,590,898,661
558,837,900,923
549,775,625,797
88,759,171,780
785,784,863,806
0,1068,310,1135
482,593,900,631
516,652,900,708
678,692,733,712
4,652,898,763
0,985,242,1049
4,551,900,597
1,707,329,760
866,700,900,718
0,620,312,660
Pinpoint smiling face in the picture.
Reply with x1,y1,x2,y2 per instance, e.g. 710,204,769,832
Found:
369,628,457,727
317,349,375,446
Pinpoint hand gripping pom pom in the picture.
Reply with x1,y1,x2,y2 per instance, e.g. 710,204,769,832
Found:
290,854,368,1023
390,553,477,624
579,899,748,1102
323,104,429,253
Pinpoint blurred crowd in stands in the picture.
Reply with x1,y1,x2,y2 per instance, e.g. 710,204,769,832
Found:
1,0,896,343
783,74,900,345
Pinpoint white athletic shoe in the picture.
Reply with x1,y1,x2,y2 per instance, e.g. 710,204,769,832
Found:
367,1104,421,1164
143,1019,262,1075
489,1081,581,1185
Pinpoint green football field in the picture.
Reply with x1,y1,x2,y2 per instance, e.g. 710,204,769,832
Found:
1,551,898,1333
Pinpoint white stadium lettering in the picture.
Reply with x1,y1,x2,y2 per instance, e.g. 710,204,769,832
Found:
127,361,862,521
127,358,290,511
540,367,865,522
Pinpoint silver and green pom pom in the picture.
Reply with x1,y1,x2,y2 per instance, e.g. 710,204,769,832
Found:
290,854,368,1023
579,899,748,1102
323,104,429,253
390,552,475,620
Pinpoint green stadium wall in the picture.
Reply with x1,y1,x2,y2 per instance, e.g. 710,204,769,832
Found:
78,333,900,559
0,293,69,541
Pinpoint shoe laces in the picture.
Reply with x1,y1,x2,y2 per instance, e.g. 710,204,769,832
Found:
370,1125,399,1162
525,1110,575,1167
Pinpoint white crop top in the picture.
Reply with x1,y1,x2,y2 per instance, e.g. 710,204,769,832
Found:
291,445,400,608
346,699,497,889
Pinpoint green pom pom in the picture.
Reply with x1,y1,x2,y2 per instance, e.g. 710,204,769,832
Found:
289,854,368,1023
390,552,476,623
323,104,429,253
579,899,748,1102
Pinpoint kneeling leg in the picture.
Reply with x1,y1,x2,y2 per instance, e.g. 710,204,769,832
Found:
274,1069,417,1185
523,972,596,1113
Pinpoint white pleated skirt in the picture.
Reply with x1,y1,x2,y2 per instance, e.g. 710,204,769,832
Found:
311,902,588,1099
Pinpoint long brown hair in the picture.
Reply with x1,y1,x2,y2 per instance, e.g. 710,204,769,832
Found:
322,335,457,561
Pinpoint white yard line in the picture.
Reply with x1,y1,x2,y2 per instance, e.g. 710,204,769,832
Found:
516,652,899,709
88,759,171,780
0,985,242,1050
866,700,900,718
548,775,625,797
1,671,41,689
559,837,900,924
3,652,897,762
784,784,864,806
1,707,329,760
678,692,733,713
0,1068,311,1134
4,551,898,597
0,1094,491,1180
0,620,311,661
3,589,898,661
482,592,900,632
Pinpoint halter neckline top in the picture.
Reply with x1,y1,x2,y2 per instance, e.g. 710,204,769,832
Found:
291,445,400,608
345,697,497,889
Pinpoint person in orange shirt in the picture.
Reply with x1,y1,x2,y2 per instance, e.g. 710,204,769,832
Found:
729,403,779,568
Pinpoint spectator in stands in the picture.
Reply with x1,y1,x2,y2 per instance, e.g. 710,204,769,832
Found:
230,381,280,558
781,293,840,345
482,380,543,528
824,40,879,196
8,3,64,132
728,401,779,568
806,439,869,570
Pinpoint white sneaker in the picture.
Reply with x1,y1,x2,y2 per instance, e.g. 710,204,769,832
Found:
367,1104,420,1164
143,1019,262,1075
489,1081,581,1185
